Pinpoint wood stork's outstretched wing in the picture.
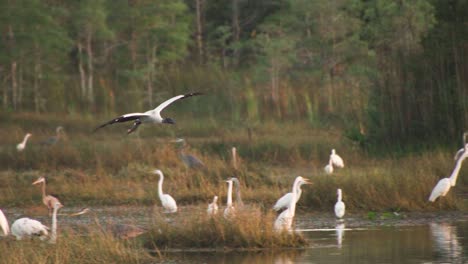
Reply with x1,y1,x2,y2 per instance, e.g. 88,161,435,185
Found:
93,113,148,132
152,92,203,117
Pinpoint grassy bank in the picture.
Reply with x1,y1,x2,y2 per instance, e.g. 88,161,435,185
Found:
0,113,465,211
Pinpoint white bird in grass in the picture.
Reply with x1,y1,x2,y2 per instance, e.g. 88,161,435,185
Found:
16,133,32,152
153,170,177,213
273,178,310,211
334,188,345,219
324,158,334,174
94,92,203,134
274,176,311,232
229,177,244,207
428,143,468,202
224,179,235,219
207,196,218,215
330,149,344,168
9,202,63,242
33,176,62,215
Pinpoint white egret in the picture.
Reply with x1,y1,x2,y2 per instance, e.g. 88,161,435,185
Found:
153,170,177,213
94,92,202,134
324,158,334,174
229,177,244,207
330,149,344,168
429,142,468,202
16,133,32,152
274,176,311,232
0,209,9,236
10,202,63,242
224,179,235,219
334,189,345,219
207,196,218,215
33,176,62,215
173,138,205,169
273,178,310,211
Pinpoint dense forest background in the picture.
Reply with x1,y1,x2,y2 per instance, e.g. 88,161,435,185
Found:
0,0,467,147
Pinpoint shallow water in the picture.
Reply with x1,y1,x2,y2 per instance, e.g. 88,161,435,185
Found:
4,206,468,263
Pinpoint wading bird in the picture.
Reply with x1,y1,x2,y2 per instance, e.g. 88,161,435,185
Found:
429,143,468,202
33,176,62,215
330,149,345,168
173,138,205,169
324,158,334,174
334,189,345,219
9,202,63,243
224,179,235,219
207,196,218,215
273,177,310,211
16,133,32,152
229,177,244,207
41,126,64,145
94,92,202,134
153,170,177,213
274,177,311,232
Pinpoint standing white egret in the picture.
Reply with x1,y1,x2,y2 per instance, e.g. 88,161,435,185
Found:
10,202,63,242
273,178,310,211
274,176,311,232
0,209,9,236
33,176,62,215
429,142,468,202
16,133,32,152
224,179,235,219
324,158,334,174
334,189,345,219
153,170,177,213
94,92,203,134
330,149,344,168
207,196,218,215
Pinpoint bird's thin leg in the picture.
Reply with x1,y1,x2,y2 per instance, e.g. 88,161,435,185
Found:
127,120,142,134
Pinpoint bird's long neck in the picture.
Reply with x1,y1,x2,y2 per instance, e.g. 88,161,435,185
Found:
289,179,300,216
227,181,233,206
337,191,342,202
49,206,59,243
157,172,164,198
295,185,303,201
21,135,30,145
329,158,333,166
449,151,468,186
41,182,47,200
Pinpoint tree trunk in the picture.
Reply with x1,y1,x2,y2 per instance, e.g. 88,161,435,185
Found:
78,42,87,101
1,65,7,110
11,61,17,110
18,63,23,110
195,0,204,64
86,32,94,108
231,0,240,66
33,44,42,113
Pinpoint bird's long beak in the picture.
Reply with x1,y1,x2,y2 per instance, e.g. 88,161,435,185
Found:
32,179,42,185
303,178,312,184
69,208,90,216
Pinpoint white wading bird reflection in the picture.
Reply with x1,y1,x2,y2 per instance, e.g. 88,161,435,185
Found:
33,176,62,215
153,170,177,213
334,189,345,219
207,196,218,215
1,202,63,243
273,177,310,211
429,137,468,202
224,179,235,219
429,222,462,261
16,133,32,152
330,149,345,168
274,176,311,232
336,223,345,248
94,92,202,134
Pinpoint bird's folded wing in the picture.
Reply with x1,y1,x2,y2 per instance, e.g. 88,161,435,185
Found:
93,113,148,132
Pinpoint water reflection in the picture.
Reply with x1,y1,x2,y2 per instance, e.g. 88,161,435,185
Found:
430,222,462,262
335,223,345,249
171,249,305,264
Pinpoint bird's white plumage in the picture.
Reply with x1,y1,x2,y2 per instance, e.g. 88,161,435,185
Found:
324,158,334,174
334,189,345,219
207,196,218,215
150,94,186,120
16,133,32,152
454,148,464,161
0,209,9,236
274,176,310,232
428,178,452,202
11,218,49,240
154,170,177,213
224,179,235,219
331,149,344,168
273,182,306,211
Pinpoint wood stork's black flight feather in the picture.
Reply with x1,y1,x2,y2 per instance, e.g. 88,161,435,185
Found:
93,92,203,134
